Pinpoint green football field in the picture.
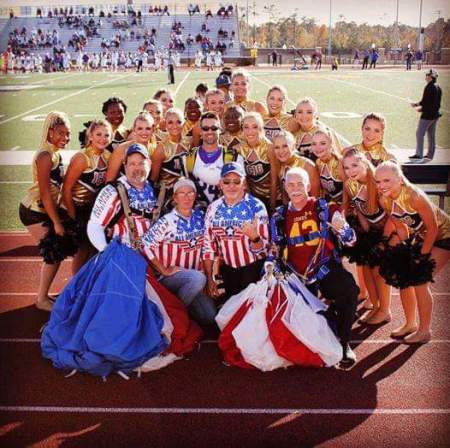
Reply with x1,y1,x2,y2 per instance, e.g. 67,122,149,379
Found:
0,67,449,230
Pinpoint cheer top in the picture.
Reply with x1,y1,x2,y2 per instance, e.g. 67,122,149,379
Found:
89,175,157,248
203,193,269,268
226,98,259,113
263,112,292,142
142,208,205,270
345,178,385,225
108,124,129,153
238,138,272,199
159,135,190,189
21,142,64,214
278,154,311,188
380,184,450,240
71,146,110,207
353,142,392,167
316,156,343,203
182,120,197,141
220,131,244,155
186,146,243,207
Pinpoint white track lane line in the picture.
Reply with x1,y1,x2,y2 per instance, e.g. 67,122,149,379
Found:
173,71,191,97
0,405,448,415
0,73,135,126
249,73,352,146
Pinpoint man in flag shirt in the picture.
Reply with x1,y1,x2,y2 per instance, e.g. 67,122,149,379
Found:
141,178,217,325
203,162,269,299
271,166,359,368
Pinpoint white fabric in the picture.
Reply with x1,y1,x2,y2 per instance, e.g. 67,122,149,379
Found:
87,221,108,252
286,274,327,313
139,353,182,372
281,281,343,366
145,281,174,343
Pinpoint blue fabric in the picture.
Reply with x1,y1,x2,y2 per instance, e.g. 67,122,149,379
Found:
41,239,168,377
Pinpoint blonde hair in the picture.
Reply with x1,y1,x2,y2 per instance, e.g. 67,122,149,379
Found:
85,119,113,146
242,112,265,139
375,160,416,191
272,129,295,149
342,147,378,214
205,88,225,103
165,107,185,123
312,128,341,159
143,99,163,111
266,85,287,101
362,112,386,131
133,111,154,129
295,97,319,116
40,111,70,150
231,69,250,83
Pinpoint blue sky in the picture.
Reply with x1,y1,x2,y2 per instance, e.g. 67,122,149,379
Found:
239,0,449,26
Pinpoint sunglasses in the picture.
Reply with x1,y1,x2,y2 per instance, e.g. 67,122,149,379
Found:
201,125,220,132
222,179,242,185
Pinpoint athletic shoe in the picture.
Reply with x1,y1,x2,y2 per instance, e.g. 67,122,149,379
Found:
339,344,356,369
408,155,422,159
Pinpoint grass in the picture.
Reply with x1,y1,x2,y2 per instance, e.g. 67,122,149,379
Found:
0,67,448,230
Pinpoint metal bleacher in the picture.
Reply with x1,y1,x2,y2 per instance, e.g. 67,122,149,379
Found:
0,10,241,59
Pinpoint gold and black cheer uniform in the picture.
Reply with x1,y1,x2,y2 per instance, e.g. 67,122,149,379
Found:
345,178,386,226
108,124,130,153
219,131,244,156
238,138,272,201
316,156,343,204
352,142,393,167
19,142,64,225
263,112,292,142
158,135,190,189
381,185,450,249
226,98,259,113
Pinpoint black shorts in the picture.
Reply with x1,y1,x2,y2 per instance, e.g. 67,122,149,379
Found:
19,203,49,226
434,238,450,251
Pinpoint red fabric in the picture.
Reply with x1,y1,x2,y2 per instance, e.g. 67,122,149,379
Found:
146,272,203,356
218,301,255,369
266,285,323,368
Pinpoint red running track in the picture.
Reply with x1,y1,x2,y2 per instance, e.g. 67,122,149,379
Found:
0,233,449,448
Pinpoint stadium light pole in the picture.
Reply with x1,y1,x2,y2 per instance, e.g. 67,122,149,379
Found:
417,0,423,49
328,0,332,60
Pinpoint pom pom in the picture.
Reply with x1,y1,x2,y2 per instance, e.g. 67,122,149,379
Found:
341,227,385,267
379,238,436,289
38,218,81,264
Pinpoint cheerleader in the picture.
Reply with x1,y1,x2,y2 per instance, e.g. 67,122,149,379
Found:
375,161,450,343
19,112,72,311
151,108,190,211
153,89,174,132
342,148,391,325
182,97,203,145
238,112,279,211
311,128,344,203
346,113,396,167
143,99,167,141
263,85,295,141
219,105,245,155
106,112,157,182
101,97,129,152
227,69,267,115
272,130,320,204
292,98,343,161
62,119,112,274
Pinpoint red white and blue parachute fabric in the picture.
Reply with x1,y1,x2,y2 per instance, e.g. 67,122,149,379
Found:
41,239,202,377
216,274,343,371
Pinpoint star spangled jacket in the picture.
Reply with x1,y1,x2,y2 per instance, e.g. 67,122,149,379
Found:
142,208,205,270
203,193,269,268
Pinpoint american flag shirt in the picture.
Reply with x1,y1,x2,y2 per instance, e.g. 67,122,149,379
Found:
89,176,157,248
203,193,269,268
142,208,205,270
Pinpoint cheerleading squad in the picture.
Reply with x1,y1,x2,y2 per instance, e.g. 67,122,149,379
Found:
19,68,450,377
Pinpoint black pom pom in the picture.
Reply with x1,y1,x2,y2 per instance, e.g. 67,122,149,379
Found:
38,218,81,264
379,238,436,289
341,227,385,267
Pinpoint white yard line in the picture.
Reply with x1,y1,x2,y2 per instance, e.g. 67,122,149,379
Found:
173,71,191,97
0,405,448,415
0,181,31,184
0,73,135,126
249,73,352,146
321,76,450,115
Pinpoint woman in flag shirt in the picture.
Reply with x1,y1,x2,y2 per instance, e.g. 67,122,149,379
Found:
203,162,269,300
142,178,217,325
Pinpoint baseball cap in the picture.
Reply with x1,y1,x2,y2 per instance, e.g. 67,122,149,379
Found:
216,74,231,87
221,162,245,178
126,143,149,159
173,177,197,193
425,69,438,79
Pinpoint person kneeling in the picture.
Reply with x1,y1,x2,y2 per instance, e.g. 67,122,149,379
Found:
271,167,359,368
